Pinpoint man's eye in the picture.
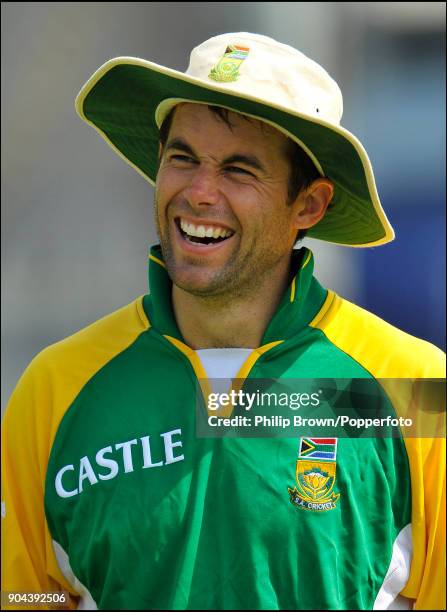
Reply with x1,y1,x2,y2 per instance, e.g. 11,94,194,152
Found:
171,154,195,162
226,166,253,176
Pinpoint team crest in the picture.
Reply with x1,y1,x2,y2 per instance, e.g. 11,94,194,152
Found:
288,438,340,512
208,45,249,82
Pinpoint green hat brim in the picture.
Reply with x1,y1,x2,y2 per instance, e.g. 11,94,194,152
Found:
76,57,394,247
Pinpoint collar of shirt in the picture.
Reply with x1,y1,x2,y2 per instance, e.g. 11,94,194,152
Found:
143,244,328,345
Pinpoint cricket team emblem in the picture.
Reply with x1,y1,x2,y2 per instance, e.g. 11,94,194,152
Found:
288,438,340,512
208,45,250,82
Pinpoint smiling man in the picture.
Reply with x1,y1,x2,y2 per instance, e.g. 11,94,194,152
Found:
156,103,333,348
2,33,445,611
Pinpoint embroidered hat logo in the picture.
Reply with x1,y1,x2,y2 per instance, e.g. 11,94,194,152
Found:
208,44,249,82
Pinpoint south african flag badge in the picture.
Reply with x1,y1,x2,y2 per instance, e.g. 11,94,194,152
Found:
208,44,249,83
288,438,340,512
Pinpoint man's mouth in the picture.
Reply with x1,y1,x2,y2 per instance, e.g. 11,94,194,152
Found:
176,217,235,246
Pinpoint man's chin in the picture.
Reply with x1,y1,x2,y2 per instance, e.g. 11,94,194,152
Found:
160,241,247,298
170,272,230,298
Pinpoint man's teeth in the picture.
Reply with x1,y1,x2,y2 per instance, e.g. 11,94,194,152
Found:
179,219,233,239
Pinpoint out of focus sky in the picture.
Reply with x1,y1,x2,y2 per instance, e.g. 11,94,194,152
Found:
2,2,446,410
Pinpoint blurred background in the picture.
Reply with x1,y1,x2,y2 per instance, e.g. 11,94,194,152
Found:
2,2,445,411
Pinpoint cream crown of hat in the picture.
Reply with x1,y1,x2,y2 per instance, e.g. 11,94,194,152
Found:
76,32,394,247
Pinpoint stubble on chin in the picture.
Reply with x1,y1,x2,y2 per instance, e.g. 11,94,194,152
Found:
162,236,280,305
164,250,242,300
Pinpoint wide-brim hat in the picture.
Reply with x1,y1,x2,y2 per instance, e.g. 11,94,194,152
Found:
75,32,394,247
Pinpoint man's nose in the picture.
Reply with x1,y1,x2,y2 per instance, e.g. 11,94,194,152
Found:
183,165,221,208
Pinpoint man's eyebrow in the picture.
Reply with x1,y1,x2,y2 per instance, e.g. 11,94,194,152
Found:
164,138,195,157
164,138,267,173
222,154,266,173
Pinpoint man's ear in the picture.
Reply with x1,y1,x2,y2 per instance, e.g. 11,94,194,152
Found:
293,178,334,230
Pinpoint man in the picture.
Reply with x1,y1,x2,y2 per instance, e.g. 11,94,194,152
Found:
2,32,445,610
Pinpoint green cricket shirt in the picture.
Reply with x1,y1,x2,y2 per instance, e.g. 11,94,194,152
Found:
2,246,445,610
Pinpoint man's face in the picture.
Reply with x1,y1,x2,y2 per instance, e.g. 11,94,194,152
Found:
155,103,303,298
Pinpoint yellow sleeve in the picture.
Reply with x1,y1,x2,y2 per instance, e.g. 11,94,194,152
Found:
1,297,150,610
312,293,446,608
400,437,446,610
1,355,80,609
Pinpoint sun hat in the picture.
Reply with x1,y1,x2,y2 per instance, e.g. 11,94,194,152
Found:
75,32,394,247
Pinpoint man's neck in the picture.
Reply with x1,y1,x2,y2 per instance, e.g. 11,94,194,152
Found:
171,257,293,349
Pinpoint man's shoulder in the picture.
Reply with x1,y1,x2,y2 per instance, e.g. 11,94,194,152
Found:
8,297,150,410
313,292,445,378
4,297,151,441
35,296,150,370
